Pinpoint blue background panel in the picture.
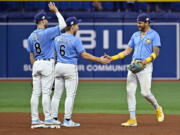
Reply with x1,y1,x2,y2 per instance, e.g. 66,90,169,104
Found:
0,23,178,79
0,25,7,77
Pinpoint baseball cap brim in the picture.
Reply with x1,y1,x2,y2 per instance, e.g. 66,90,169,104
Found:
77,19,82,23
137,13,151,23
34,13,51,23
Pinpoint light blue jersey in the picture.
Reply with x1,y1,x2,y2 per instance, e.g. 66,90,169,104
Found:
27,26,60,60
128,29,161,60
54,33,85,65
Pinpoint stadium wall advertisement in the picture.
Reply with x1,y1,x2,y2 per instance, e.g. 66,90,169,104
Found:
0,22,179,80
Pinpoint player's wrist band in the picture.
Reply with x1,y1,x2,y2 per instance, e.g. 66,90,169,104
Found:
112,52,125,60
145,52,157,63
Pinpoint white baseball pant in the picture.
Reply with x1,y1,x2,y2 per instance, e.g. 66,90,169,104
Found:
31,59,54,121
51,62,78,119
126,62,159,112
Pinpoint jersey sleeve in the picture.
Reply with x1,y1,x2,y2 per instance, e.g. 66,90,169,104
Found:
128,34,135,48
27,38,33,53
45,25,60,40
153,32,161,47
74,38,85,54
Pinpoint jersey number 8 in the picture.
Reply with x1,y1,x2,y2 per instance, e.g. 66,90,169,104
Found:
60,45,65,56
35,42,42,55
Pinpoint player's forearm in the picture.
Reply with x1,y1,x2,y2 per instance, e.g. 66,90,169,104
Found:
56,12,67,30
111,46,133,61
143,47,160,64
153,46,160,57
111,52,125,61
81,52,101,63
111,50,130,61
144,53,157,64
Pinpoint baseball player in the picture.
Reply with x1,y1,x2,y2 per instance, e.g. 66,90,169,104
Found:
51,16,110,127
27,2,66,128
110,13,164,126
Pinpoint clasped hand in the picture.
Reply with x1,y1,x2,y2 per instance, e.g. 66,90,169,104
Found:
99,53,112,64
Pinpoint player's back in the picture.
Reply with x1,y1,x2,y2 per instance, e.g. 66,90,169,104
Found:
54,33,85,65
28,26,60,60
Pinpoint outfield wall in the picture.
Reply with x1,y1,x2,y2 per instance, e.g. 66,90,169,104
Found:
0,22,179,80
0,12,180,80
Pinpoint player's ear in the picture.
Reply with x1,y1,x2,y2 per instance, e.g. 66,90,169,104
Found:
70,25,74,31
145,21,149,25
43,20,46,24
39,20,43,25
41,19,46,25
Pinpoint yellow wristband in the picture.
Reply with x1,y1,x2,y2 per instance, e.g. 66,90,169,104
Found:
145,57,152,63
112,52,125,60
151,52,157,60
145,52,157,63
119,52,125,59
112,55,119,60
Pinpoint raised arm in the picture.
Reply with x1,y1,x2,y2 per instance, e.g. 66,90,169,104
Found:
48,2,67,30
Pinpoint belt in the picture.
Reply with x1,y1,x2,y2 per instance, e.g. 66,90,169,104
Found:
133,59,142,63
36,58,53,61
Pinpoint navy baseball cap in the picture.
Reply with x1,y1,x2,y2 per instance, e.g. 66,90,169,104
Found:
34,11,51,23
137,13,151,22
66,16,81,27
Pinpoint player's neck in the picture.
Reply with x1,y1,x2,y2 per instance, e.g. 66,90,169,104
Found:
142,26,150,33
37,24,45,29
66,31,74,35
141,26,150,38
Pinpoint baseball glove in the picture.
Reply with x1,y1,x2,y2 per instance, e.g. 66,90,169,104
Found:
127,61,145,73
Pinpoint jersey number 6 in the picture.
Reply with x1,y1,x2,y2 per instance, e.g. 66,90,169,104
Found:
60,45,65,56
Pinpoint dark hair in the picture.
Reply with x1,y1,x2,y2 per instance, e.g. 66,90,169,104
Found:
36,21,41,25
36,19,44,25
65,26,72,31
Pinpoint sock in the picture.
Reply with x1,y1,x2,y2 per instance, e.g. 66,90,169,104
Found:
144,94,159,110
154,104,159,110
130,111,136,119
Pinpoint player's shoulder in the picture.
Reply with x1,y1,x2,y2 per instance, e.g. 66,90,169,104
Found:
150,29,159,34
55,34,61,40
132,31,140,37
71,36,81,45
54,35,62,43
45,25,59,32
54,33,69,42
63,33,79,42
74,36,81,42
28,29,40,41
28,30,36,41
149,29,160,37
